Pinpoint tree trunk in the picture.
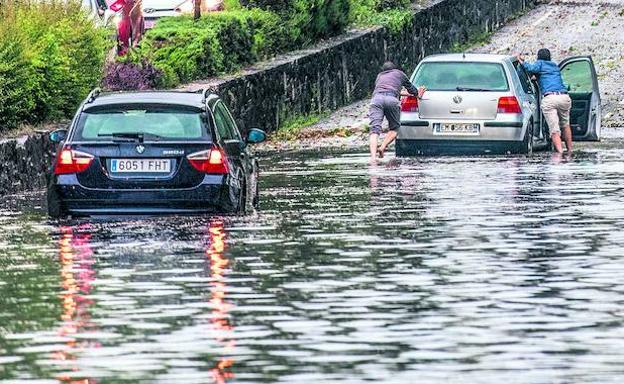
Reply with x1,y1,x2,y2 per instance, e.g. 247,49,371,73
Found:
194,0,201,19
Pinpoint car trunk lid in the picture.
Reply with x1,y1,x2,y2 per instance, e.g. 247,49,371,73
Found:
417,91,505,120
73,142,212,190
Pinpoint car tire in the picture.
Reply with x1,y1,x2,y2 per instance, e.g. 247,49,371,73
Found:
47,188,65,219
238,180,247,214
252,180,259,209
520,123,533,155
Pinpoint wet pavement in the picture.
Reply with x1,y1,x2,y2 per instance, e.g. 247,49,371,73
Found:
2,129,624,383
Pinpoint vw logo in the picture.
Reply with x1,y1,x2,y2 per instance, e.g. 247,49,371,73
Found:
136,145,145,154
143,8,156,13
452,95,463,104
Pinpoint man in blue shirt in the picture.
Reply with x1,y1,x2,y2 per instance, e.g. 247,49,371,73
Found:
517,48,572,154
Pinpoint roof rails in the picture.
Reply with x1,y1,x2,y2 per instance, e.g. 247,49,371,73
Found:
85,88,101,104
201,88,211,103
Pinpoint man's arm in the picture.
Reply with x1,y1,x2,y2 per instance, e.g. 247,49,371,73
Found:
515,54,542,75
401,73,420,95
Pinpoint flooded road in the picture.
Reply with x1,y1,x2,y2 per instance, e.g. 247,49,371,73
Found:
2,129,624,383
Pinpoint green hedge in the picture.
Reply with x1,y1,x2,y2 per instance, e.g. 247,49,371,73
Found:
129,0,412,88
0,1,109,132
134,9,284,87
240,0,351,44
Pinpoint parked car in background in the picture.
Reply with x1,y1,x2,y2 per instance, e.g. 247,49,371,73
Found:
81,0,116,26
142,0,223,29
396,53,601,156
46,89,267,217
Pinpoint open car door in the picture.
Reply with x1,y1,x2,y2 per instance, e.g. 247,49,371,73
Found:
559,56,601,141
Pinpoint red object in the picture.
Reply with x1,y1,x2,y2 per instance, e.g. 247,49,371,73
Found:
188,148,229,174
114,0,144,56
401,95,419,113
109,0,125,12
497,96,522,114
54,149,94,175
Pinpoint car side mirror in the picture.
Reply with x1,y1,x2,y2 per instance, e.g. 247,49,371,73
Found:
49,129,68,143
246,128,267,144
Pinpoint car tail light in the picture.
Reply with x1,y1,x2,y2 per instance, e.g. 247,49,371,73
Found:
497,96,522,114
54,148,94,175
109,0,125,12
187,147,229,174
401,95,419,112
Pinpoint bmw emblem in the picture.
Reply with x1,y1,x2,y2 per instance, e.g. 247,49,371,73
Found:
136,145,145,154
453,95,463,104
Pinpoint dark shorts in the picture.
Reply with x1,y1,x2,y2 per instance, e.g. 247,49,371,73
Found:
369,94,400,135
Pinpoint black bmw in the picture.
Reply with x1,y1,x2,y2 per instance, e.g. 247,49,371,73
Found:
46,89,267,217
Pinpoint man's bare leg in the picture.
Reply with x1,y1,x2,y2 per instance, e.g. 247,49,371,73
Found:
562,125,573,153
378,131,398,158
551,133,564,154
370,133,379,162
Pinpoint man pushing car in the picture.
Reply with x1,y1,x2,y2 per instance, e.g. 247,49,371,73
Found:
517,48,573,154
369,61,426,162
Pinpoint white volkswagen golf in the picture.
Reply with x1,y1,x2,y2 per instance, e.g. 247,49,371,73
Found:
397,53,601,156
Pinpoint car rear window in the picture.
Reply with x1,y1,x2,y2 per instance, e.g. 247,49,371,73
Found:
413,62,509,91
77,105,209,141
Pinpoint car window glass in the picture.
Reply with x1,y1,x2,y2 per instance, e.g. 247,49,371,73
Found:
513,61,532,93
78,107,206,140
213,105,231,141
413,62,509,91
215,102,241,141
561,60,594,93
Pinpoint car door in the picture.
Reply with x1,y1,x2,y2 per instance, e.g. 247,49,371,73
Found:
512,60,543,143
559,56,601,141
212,101,252,196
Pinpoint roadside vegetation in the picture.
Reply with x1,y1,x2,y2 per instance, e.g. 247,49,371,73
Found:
0,0,413,134
0,1,110,132
106,0,415,89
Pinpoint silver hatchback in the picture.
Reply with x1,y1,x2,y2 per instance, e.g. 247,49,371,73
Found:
397,53,601,156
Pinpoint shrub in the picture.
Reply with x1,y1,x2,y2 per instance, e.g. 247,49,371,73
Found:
134,9,283,87
240,0,350,44
102,60,163,91
0,0,110,132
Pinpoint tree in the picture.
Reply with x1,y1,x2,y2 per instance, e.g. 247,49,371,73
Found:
194,0,201,19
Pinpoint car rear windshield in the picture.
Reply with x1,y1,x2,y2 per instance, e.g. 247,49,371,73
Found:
76,105,209,141
413,62,509,91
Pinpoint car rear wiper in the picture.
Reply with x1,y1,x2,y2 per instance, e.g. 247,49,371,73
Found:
98,132,163,142
456,87,495,92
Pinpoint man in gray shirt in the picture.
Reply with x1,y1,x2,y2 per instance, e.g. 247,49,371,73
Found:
370,61,425,161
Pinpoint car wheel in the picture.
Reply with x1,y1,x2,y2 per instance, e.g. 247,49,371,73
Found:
252,180,259,209
47,188,65,219
520,123,533,155
238,180,247,214
395,140,406,157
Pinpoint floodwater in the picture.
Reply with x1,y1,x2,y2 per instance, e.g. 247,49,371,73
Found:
2,129,624,383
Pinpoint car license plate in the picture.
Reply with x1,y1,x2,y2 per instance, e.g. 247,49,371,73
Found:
434,123,480,135
144,20,156,29
110,159,171,173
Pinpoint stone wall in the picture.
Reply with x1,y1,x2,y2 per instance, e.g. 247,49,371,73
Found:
183,0,536,132
0,133,55,197
0,0,535,197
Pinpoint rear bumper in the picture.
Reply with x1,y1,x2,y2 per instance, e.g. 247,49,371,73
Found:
50,174,238,216
399,120,526,141
397,118,528,155
396,139,527,156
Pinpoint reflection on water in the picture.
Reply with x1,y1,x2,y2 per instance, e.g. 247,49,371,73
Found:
206,220,235,384
2,129,624,383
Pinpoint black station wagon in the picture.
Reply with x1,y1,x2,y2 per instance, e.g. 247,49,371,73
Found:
46,89,267,217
